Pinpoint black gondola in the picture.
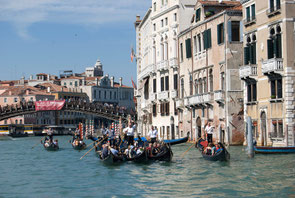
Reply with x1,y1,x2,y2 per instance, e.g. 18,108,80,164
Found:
41,141,59,151
99,151,125,164
125,149,148,163
163,136,188,145
196,138,230,162
147,145,173,162
72,141,86,150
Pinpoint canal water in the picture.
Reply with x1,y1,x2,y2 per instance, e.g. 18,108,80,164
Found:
0,136,294,198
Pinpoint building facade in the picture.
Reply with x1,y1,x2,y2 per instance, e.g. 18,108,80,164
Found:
240,0,295,146
177,0,244,144
135,0,197,139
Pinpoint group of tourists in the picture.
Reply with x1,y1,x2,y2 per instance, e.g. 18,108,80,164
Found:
43,128,59,147
71,129,85,147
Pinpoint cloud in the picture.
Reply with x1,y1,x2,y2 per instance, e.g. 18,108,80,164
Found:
0,0,150,39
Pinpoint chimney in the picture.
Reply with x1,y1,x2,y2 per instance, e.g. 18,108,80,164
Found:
119,77,123,87
111,76,114,87
47,87,51,93
47,74,50,81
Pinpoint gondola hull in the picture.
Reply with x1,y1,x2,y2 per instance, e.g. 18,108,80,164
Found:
43,143,59,151
72,143,86,150
126,150,148,163
99,152,124,164
196,138,230,162
163,136,188,145
147,147,173,162
254,146,295,154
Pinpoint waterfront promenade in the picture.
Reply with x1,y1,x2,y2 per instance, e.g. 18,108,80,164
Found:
0,136,294,197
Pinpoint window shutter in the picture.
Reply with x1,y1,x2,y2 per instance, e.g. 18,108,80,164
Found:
153,79,157,93
277,79,282,98
251,4,255,20
208,29,212,48
161,77,164,91
244,46,250,65
228,21,232,42
165,76,169,91
249,44,253,64
247,84,252,102
253,83,257,101
276,34,282,58
217,24,221,44
246,7,250,21
276,0,281,9
203,31,208,49
185,38,192,58
252,43,256,64
267,39,274,59
271,80,276,97
270,0,274,11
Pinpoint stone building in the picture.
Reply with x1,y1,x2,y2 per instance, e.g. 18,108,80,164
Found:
240,0,295,146
177,0,244,144
135,0,197,139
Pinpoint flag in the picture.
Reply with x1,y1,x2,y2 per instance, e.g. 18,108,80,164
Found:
131,77,137,89
130,47,135,62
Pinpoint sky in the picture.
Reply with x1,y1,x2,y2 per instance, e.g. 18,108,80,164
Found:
0,0,150,86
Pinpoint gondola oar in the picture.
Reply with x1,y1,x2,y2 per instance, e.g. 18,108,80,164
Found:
31,137,45,149
180,142,195,158
80,136,107,160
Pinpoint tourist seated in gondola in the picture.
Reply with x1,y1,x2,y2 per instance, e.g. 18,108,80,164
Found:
110,145,119,156
135,146,144,155
101,144,110,158
146,143,153,157
152,142,161,156
124,145,133,158
203,143,215,155
53,139,59,146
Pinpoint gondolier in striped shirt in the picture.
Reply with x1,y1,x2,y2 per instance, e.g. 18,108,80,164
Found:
123,122,135,145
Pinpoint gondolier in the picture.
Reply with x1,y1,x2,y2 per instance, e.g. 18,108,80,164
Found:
205,123,213,143
148,126,158,143
123,122,135,145
47,128,53,142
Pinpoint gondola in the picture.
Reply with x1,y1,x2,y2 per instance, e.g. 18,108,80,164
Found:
254,146,295,154
196,138,230,162
41,141,59,151
147,145,173,162
163,136,188,145
72,141,86,150
125,149,148,163
99,151,125,164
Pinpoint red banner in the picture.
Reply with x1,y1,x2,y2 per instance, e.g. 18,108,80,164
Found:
35,100,65,111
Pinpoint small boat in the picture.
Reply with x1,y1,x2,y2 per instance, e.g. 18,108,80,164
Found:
72,141,86,150
125,149,148,163
254,146,295,154
147,145,173,162
163,136,188,145
196,138,230,162
99,151,124,164
42,141,59,151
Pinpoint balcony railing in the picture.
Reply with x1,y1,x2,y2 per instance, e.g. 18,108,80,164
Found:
138,64,154,80
239,64,258,79
262,58,283,74
214,90,225,102
184,97,190,107
189,94,202,106
175,99,184,109
202,93,212,103
267,5,281,17
170,90,178,99
157,60,169,71
243,16,256,26
169,58,178,69
150,93,157,101
158,91,169,100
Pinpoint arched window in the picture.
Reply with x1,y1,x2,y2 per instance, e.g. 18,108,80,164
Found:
209,69,213,92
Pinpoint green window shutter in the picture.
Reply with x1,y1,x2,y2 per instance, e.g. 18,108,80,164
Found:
270,0,274,11
276,34,282,58
249,44,253,64
195,9,200,22
267,39,274,59
203,31,208,49
276,0,281,9
244,46,250,65
252,43,256,64
246,7,250,21
208,29,212,48
217,24,221,44
227,21,232,42
185,39,192,58
251,4,255,20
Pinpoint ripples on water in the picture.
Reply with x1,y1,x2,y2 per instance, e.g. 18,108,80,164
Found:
0,136,294,198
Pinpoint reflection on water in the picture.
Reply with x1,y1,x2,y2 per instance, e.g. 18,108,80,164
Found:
0,137,294,198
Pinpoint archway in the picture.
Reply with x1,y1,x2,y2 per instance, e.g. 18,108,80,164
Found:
261,111,267,146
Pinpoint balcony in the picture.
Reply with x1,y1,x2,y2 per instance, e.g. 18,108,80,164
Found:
175,99,184,109
267,6,281,17
184,97,190,107
243,16,256,27
169,58,178,69
189,94,202,106
262,58,283,74
158,91,169,101
239,64,257,79
214,90,225,103
170,90,178,99
157,60,169,71
150,93,157,101
138,64,154,80
203,93,213,104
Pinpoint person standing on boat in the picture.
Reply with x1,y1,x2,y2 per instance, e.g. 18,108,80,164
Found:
148,126,158,144
205,123,214,143
108,124,116,146
123,122,135,146
47,128,53,143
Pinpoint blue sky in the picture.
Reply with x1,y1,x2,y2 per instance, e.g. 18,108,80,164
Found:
0,0,150,86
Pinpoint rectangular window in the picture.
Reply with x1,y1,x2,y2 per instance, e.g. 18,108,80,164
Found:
174,13,177,21
231,21,240,42
4,98,7,103
165,76,169,91
161,77,164,91
165,102,170,116
247,82,257,102
246,7,250,21
217,23,224,44
203,29,211,49
193,36,197,53
270,78,282,99
161,19,164,27
180,43,184,61
165,17,168,26
197,34,201,52
153,24,156,31
195,8,201,22
268,34,282,59
153,104,157,117
153,79,157,93
185,38,192,58
251,4,256,20
154,2,156,11
173,74,178,90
